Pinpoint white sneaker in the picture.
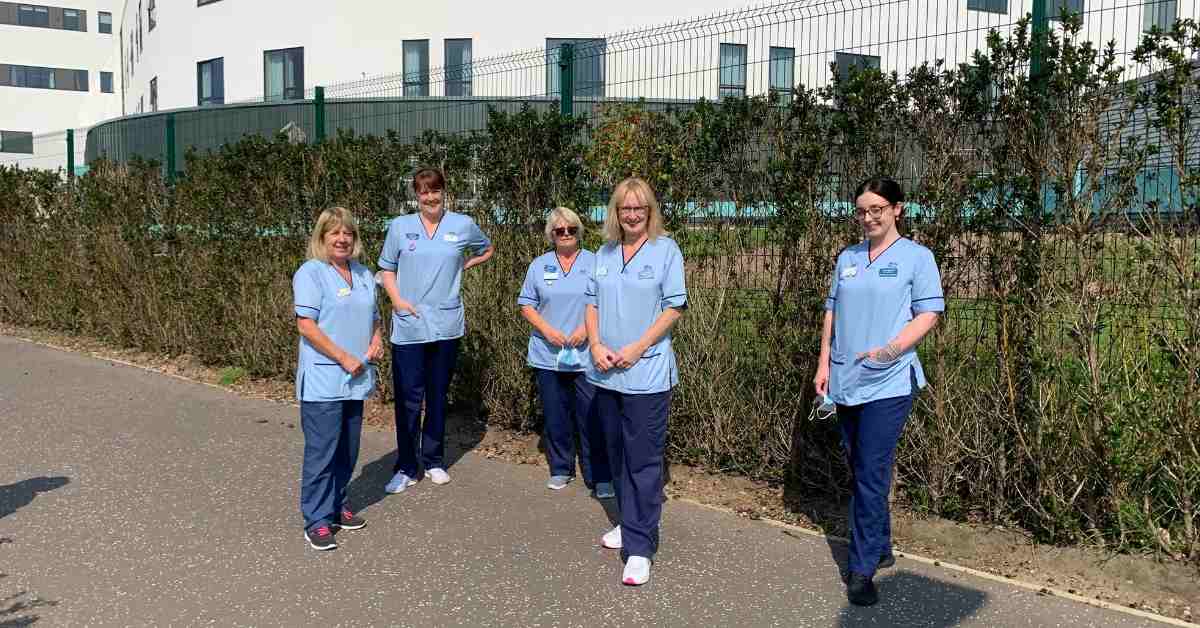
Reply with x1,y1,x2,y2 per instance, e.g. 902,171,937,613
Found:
622,555,651,586
601,525,622,549
546,475,572,490
425,468,451,485
385,471,417,494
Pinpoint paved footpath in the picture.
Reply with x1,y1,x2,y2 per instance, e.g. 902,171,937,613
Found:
0,335,1174,628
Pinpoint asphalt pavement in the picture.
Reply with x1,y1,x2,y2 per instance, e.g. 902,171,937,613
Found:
0,334,1172,627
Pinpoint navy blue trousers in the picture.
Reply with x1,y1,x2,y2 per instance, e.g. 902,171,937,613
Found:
837,392,914,578
300,400,363,532
391,339,459,477
534,368,611,487
595,387,671,560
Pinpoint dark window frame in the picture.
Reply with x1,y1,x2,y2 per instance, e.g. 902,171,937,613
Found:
1046,0,1085,20
62,7,80,30
444,38,473,97
100,71,113,93
98,10,111,33
263,46,304,101
0,130,35,154
768,46,795,105
1144,0,1176,32
147,0,155,30
197,57,224,106
17,4,49,27
545,37,607,98
402,39,430,97
718,42,748,99
149,76,157,111
834,51,882,82
967,0,1008,13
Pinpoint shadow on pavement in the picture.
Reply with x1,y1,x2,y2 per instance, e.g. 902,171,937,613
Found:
0,577,59,627
0,477,69,521
835,570,988,627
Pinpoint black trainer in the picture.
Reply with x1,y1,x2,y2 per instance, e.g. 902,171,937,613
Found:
334,509,366,531
847,572,879,606
878,552,896,569
305,525,337,551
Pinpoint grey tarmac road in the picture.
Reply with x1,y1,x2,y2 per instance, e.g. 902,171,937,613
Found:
0,335,1171,628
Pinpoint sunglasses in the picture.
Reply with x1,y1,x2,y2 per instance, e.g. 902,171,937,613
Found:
552,226,579,237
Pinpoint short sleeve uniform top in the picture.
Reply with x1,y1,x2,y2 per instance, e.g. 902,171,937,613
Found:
585,237,688,395
292,259,379,402
377,211,492,345
517,249,596,372
824,238,944,406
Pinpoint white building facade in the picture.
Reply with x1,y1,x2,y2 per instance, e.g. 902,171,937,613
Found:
0,0,123,169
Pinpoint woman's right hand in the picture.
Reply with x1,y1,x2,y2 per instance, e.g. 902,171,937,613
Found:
394,300,420,317
339,353,365,377
813,363,830,397
592,343,619,372
544,328,568,347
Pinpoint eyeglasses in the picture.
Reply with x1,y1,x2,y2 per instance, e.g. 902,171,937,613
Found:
552,226,578,237
854,204,893,219
618,206,649,215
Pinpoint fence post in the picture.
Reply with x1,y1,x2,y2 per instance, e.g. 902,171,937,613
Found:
1031,0,1049,82
66,129,75,181
315,85,326,143
558,43,574,117
165,113,176,184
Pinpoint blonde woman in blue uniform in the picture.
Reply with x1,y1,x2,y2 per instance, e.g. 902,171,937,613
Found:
377,168,494,492
814,177,944,606
586,177,687,586
519,207,614,496
293,206,385,550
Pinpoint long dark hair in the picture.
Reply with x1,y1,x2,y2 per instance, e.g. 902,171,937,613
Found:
853,177,905,205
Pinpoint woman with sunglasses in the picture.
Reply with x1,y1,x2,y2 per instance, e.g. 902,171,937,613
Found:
587,177,687,586
814,177,944,606
518,207,613,497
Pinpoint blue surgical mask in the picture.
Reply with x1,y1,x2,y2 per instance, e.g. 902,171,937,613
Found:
556,347,581,369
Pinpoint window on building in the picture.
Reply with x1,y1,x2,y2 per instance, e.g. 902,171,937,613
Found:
63,8,80,30
101,71,113,93
0,130,34,154
99,11,111,33
834,51,881,82
967,0,1007,13
147,0,155,30
138,95,143,113
72,68,87,91
719,43,747,98
136,1,142,52
150,77,157,111
18,5,49,27
1046,0,1084,20
198,57,224,105
444,38,473,97
197,0,222,5
545,38,606,98
1145,0,1176,31
264,47,304,101
769,46,795,105
402,39,430,97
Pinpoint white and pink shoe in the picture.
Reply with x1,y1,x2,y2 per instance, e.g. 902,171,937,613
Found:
600,525,622,549
622,556,651,586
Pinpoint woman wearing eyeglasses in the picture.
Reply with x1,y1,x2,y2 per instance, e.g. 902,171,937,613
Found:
586,177,687,586
813,177,944,606
518,207,613,497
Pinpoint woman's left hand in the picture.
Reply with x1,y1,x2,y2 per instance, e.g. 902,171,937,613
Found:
615,343,645,370
366,338,385,362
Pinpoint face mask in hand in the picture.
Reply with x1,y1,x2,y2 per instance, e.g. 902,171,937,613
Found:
556,346,581,369
809,394,837,421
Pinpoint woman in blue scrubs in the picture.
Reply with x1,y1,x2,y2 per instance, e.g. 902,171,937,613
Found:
293,206,385,551
378,168,494,492
518,207,613,496
814,177,944,606
586,177,687,586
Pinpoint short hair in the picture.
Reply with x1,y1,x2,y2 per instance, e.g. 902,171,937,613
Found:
603,177,667,243
412,167,446,193
854,177,905,205
544,207,585,244
307,206,364,262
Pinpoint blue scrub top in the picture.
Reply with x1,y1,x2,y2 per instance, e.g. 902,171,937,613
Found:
517,249,595,372
293,259,380,402
585,236,688,395
824,237,944,406
377,211,492,345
